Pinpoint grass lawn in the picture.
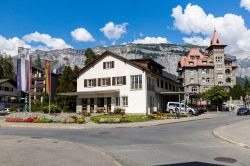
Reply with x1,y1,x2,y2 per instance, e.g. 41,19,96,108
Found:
91,113,189,123
91,114,149,123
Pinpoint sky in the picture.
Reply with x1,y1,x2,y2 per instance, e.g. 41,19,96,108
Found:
0,0,250,57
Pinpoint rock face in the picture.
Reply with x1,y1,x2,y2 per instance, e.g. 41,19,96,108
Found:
30,44,206,76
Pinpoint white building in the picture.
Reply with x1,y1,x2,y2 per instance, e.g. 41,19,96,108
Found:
74,51,180,114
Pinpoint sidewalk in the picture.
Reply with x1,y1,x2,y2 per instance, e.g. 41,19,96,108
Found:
0,112,228,130
213,118,250,149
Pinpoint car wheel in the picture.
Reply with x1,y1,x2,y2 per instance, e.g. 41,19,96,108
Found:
189,111,193,115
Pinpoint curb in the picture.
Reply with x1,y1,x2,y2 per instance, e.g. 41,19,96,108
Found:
212,128,250,149
0,114,227,130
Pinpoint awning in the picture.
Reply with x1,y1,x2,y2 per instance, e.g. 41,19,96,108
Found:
58,89,120,96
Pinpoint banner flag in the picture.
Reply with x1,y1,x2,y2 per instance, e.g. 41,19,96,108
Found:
45,59,51,94
17,47,30,92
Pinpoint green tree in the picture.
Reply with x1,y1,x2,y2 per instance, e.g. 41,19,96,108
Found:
34,54,42,68
56,66,76,112
229,85,245,100
202,86,229,105
84,48,97,65
244,78,250,95
72,65,80,91
0,54,15,79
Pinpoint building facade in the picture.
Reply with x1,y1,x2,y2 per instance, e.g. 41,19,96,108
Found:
31,65,57,102
75,51,180,114
177,31,237,94
0,79,22,110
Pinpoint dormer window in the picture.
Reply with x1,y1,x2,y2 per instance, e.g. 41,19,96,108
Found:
103,61,114,69
190,56,195,60
189,62,194,66
202,61,207,65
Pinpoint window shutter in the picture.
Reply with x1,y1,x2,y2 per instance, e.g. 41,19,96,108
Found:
93,79,96,87
108,77,111,86
98,78,101,86
103,62,106,69
111,61,114,68
123,76,126,85
112,77,116,85
84,80,87,87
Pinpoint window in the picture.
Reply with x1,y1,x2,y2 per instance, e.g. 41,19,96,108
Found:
202,61,207,65
216,56,223,62
103,61,114,69
189,70,194,75
191,86,198,92
225,69,231,74
112,76,126,85
84,79,96,87
131,75,142,90
165,82,168,90
116,97,120,106
226,78,232,83
189,62,194,66
122,96,128,106
161,80,164,88
190,78,194,83
157,78,159,87
201,69,208,74
101,78,109,86
217,73,223,79
206,78,210,83
202,78,206,83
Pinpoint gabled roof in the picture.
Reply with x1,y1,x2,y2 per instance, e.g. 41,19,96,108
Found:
129,59,165,69
77,51,179,84
77,51,148,77
179,48,214,68
0,79,17,87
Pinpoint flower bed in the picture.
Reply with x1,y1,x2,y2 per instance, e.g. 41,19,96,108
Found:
91,113,189,124
5,112,85,124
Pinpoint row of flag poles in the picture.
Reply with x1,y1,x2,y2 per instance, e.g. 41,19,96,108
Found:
17,47,51,113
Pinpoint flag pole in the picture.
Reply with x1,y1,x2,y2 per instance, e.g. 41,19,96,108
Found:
29,52,32,112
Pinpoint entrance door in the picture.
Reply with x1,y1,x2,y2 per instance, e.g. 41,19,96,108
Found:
107,97,111,112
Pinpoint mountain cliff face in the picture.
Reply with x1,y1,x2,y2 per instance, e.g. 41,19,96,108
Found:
27,43,250,78
30,44,207,76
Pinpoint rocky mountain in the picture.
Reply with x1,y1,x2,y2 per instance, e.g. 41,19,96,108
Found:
29,44,207,76
24,43,250,79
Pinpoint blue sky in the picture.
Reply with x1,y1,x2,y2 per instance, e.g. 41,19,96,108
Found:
0,0,250,55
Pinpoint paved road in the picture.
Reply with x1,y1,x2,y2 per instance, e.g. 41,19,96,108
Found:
0,113,250,166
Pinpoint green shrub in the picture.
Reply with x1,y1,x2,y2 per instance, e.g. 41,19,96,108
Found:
63,106,70,112
76,116,85,124
34,118,53,123
9,105,17,112
113,108,124,114
42,105,61,113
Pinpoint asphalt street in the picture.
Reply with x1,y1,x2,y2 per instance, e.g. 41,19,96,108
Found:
0,113,250,166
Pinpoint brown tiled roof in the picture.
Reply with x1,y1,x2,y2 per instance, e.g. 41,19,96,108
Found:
179,48,214,68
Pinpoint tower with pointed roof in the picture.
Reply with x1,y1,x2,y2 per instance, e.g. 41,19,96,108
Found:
177,31,237,95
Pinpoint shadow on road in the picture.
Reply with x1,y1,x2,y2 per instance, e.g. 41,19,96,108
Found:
155,161,224,166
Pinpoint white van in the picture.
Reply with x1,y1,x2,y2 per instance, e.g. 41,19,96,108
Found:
166,102,197,115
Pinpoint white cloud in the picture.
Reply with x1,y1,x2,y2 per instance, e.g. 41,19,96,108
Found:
241,0,250,11
23,31,72,50
133,37,169,44
0,35,31,56
100,22,128,40
183,36,210,46
171,3,250,56
71,28,95,42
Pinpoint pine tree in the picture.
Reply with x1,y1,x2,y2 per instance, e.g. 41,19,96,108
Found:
56,66,76,111
84,48,97,65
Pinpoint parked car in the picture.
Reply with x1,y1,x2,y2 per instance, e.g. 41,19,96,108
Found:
166,102,198,115
237,107,250,116
0,108,10,116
